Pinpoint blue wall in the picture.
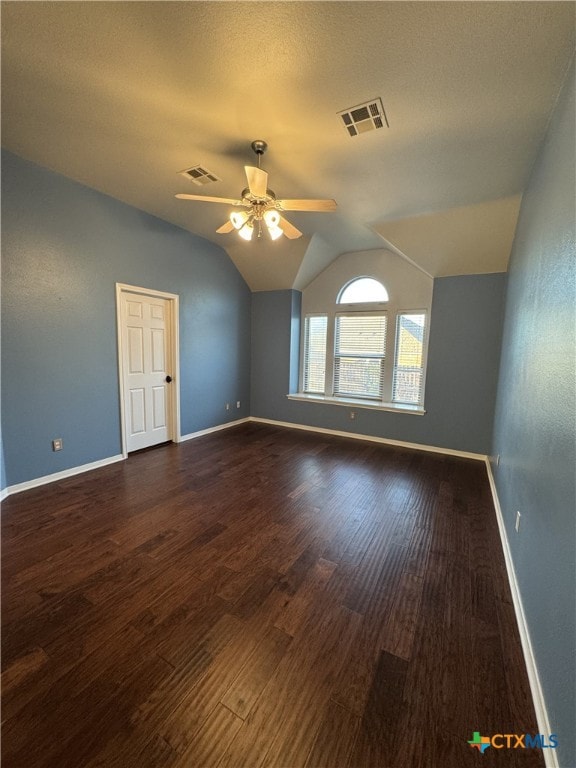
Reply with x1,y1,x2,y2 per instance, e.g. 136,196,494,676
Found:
492,60,575,766
0,433,6,493
1,151,251,486
251,274,506,455
250,290,302,416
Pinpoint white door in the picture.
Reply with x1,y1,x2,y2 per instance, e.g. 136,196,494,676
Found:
121,292,173,452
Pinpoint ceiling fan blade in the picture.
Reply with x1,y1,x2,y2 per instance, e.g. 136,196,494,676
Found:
216,220,235,234
175,193,244,205
244,166,268,198
277,199,337,212
279,215,303,240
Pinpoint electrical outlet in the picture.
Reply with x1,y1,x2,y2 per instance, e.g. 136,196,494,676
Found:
236,401,241,409
515,510,521,533
225,403,230,411
52,438,63,452
349,411,356,420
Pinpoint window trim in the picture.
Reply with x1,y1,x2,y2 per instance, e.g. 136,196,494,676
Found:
287,392,426,415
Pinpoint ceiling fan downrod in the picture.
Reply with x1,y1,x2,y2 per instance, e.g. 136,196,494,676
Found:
251,140,267,169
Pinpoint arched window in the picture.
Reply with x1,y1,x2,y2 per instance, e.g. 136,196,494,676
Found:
301,272,428,408
338,277,389,304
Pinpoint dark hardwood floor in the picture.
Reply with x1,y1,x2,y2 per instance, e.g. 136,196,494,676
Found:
2,423,543,767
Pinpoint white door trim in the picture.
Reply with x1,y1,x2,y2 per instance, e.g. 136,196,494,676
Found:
116,283,181,458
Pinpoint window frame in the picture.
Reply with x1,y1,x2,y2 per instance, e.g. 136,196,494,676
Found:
392,310,429,407
333,310,388,401
299,276,429,414
337,276,390,304
302,313,329,394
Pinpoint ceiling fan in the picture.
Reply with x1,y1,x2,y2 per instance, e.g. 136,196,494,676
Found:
175,140,337,241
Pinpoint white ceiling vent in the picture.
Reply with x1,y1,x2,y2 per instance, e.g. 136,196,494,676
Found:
178,165,221,185
338,98,389,137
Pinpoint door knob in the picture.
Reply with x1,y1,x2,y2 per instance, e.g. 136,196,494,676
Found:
165,375,173,383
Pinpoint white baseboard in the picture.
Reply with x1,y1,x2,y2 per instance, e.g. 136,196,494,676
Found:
249,416,487,461
485,459,557,768
179,417,251,443
2,454,125,499
1,418,482,502
1,419,251,501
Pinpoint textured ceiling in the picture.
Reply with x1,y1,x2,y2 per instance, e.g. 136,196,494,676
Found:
1,2,574,290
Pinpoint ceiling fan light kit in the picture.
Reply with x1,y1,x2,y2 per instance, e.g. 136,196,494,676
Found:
230,210,249,230
238,221,255,241
176,140,337,242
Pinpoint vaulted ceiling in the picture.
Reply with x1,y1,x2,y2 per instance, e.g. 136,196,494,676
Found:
2,2,574,290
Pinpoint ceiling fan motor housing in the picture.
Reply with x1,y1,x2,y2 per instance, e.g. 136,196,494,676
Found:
241,187,276,206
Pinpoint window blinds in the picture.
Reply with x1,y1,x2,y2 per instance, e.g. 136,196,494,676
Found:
334,313,386,399
303,316,328,393
392,313,426,404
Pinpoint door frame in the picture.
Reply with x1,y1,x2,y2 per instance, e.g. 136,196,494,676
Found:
116,283,181,458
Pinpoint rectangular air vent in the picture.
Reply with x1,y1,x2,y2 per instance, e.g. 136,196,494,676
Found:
338,98,389,137
178,165,221,186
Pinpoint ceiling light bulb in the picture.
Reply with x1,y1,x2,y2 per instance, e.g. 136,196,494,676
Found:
268,225,283,241
264,209,280,228
238,222,254,241
230,211,249,230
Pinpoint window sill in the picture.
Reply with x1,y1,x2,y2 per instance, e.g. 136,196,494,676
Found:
286,393,426,415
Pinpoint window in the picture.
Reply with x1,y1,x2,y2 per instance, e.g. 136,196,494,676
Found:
300,276,428,412
334,313,386,399
338,277,389,304
303,315,328,393
393,313,426,405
